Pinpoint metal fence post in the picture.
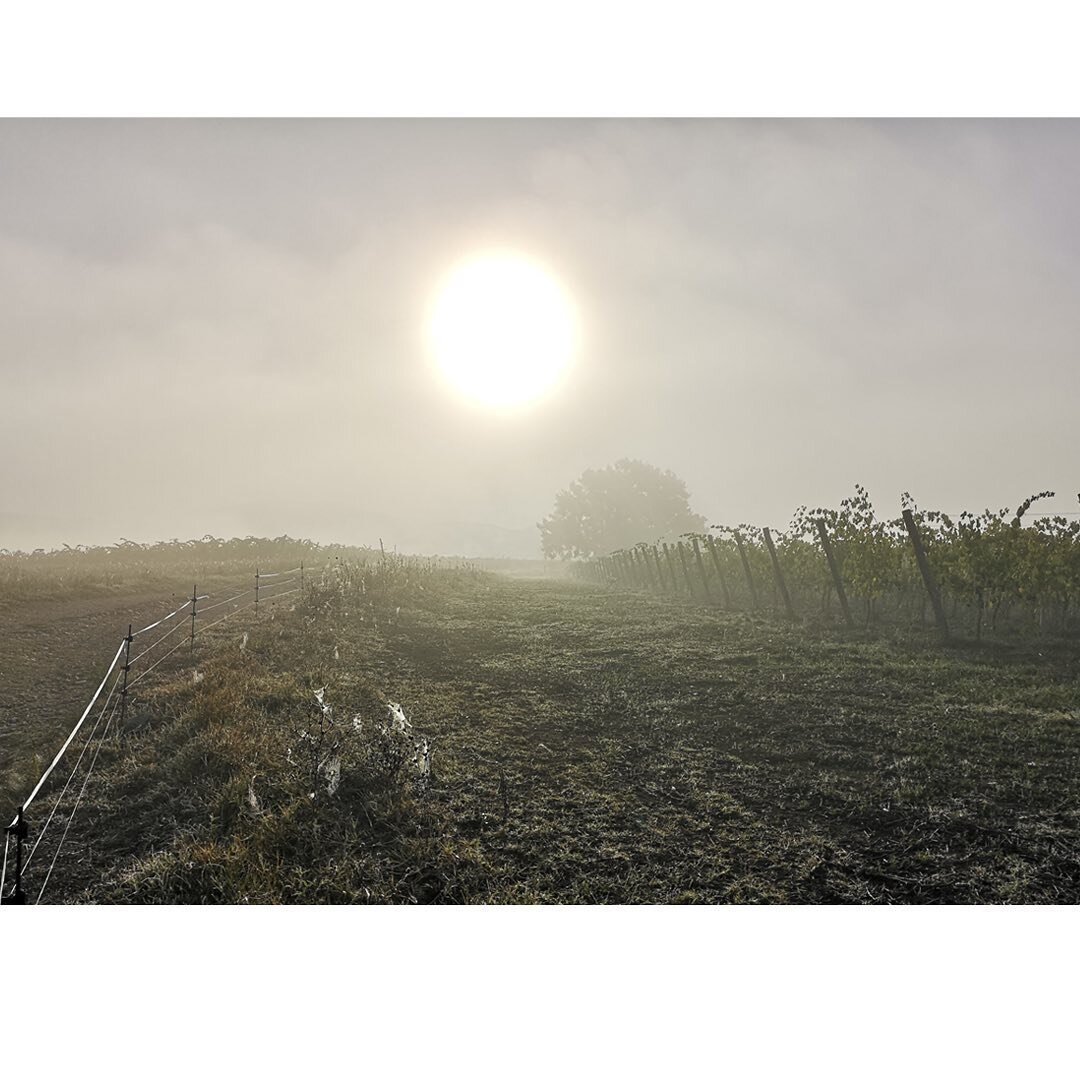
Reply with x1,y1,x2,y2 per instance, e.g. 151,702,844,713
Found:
4,807,28,904
119,624,133,729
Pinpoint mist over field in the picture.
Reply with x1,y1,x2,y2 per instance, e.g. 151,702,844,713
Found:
3,119,1080,553
5,115,1080,916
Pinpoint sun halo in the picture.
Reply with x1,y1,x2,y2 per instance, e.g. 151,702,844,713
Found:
427,252,578,409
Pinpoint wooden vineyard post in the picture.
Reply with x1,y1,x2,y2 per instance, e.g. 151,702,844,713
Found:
657,546,672,593
690,538,713,603
815,520,854,629
733,532,759,609
190,583,199,652
638,548,658,591
641,546,657,591
650,546,668,593
706,535,732,607
762,528,795,620
902,509,950,642
662,543,680,594
633,549,650,590
648,548,662,592
646,549,659,591
676,542,696,598
255,567,260,618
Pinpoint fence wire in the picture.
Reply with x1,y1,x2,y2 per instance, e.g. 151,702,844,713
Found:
257,576,299,593
3,566,323,904
126,634,192,690
198,588,253,614
36,689,123,904
22,666,125,875
194,598,256,636
10,638,127,827
262,586,299,602
132,599,192,638
128,613,191,668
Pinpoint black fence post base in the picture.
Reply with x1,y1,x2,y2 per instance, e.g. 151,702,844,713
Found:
4,807,28,904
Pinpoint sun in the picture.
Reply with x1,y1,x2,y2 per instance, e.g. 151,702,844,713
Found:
428,252,578,408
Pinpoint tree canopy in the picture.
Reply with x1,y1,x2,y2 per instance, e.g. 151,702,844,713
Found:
539,459,707,559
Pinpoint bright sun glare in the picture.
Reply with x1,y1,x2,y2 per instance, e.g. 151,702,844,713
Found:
428,253,578,408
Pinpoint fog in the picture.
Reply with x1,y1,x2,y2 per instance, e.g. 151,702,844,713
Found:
3,119,1079,556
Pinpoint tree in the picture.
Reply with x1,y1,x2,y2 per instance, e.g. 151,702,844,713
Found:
539,459,707,559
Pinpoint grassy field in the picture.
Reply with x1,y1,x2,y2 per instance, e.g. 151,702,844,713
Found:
5,549,1078,905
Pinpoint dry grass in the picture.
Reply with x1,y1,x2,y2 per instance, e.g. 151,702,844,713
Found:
10,556,1080,904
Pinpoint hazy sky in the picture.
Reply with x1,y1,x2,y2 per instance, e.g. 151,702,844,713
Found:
3,119,1079,555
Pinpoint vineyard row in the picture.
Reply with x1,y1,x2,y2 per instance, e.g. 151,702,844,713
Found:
573,487,1080,641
